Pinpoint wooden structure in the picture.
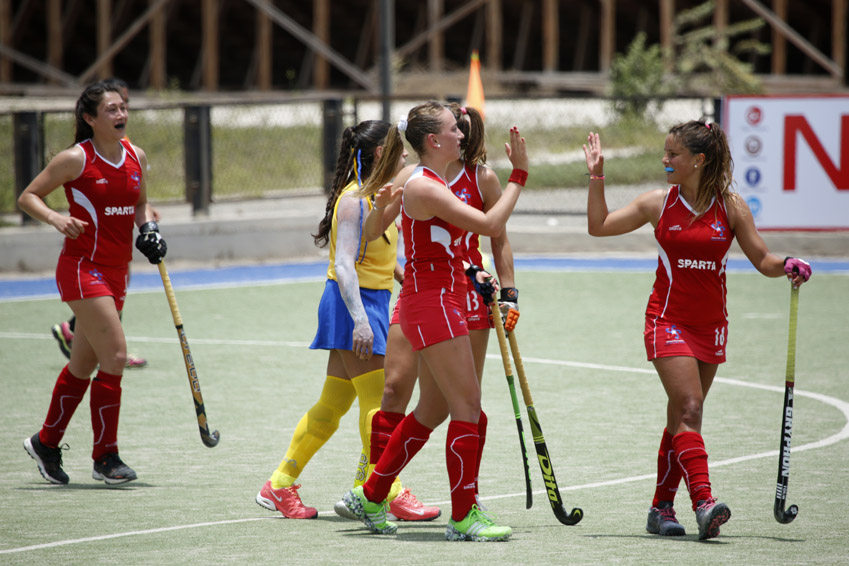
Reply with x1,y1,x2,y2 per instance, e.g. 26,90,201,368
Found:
0,0,844,94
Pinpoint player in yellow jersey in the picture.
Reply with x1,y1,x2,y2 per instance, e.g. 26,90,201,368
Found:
256,119,437,520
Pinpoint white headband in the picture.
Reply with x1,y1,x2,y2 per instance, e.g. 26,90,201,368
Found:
397,116,408,132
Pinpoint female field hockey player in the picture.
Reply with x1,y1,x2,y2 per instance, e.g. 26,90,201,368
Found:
349,103,518,517
50,77,153,369
582,120,812,540
340,100,527,541
255,120,439,520
20,80,167,485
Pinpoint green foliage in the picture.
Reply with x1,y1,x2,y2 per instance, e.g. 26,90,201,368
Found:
669,0,768,95
608,0,767,120
609,33,672,119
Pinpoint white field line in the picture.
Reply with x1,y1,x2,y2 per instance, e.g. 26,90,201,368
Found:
1,351,846,555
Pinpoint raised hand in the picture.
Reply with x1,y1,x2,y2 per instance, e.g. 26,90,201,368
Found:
583,132,604,176
504,126,528,172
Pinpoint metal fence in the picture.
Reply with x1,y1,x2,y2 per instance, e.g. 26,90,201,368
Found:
1,95,716,222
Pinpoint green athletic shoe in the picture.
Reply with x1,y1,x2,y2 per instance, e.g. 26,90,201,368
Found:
445,504,512,542
342,486,397,535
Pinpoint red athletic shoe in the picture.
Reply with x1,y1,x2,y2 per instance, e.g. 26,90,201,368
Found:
387,487,441,521
255,481,318,519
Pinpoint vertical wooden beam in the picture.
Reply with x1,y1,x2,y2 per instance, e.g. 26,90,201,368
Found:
47,0,62,84
772,0,787,74
428,0,443,73
834,0,846,73
313,0,329,89
486,0,501,71
599,0,614,72
256,8,271,90
0,0,9,82
659,0,674,71
202,0,218,91
714,0,728,48
542,0,558,71
97,0,113,79
149,0,166,89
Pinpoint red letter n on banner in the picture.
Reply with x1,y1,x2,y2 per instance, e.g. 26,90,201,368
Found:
783,115,849,191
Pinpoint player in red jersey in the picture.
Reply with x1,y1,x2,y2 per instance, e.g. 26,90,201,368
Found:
339,100,527,541
50,77,152,369
583,120,812,540
19,81,166,486
345,103,517,521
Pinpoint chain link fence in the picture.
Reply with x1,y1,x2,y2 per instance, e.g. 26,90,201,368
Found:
1,95,715,222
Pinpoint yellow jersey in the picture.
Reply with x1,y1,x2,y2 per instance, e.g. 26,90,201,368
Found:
326,181,397,291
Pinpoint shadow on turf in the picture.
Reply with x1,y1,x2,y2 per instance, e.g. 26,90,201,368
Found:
17,482,155,491
584,534,805,544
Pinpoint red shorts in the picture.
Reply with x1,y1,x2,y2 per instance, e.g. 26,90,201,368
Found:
463,286,493,331
400,289,469,351
392,290,491,331
56,255,129,312
644,316,728,364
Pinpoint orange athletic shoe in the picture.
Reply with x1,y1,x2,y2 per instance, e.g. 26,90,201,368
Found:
387,487,441,521
255,481,318,519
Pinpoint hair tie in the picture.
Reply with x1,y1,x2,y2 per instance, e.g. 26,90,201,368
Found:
705,123,712,130
397,116,408,132
460,107,468,115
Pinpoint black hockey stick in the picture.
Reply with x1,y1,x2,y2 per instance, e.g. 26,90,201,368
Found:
158,262,220,448
493,307,583,525
775,284,799,523
491,305,533,509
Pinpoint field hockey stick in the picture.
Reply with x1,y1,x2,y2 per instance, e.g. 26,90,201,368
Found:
158,262,220,448
774,284,799,523
492,306,583,525
490,305,533,509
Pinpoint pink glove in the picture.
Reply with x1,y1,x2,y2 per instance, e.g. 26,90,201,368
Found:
783,257,812,282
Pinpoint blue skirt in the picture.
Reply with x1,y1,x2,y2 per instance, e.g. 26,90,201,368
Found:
310,279,391,355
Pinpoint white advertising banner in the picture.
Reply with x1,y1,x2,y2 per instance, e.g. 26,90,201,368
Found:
722,95,849,229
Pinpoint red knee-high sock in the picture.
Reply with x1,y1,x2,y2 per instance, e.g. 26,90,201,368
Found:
672,430,713,510
39,365,91,448
474,410,487,496
652,428,683,507
90,370,123,461
370,410,404,464
363,413,431,502
447,420,480,521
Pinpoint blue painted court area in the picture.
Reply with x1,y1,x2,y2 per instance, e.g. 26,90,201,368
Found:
1,256,847,301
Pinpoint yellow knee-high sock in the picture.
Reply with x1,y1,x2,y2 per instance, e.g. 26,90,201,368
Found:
270,375,356,489
350,369,384,487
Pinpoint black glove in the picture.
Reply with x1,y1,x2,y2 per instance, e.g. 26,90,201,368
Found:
465,264,497,305
135,221,167,264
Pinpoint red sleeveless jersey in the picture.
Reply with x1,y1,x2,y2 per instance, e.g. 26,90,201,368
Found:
646,185,734,326
448,163,484,267
400,166,467,297
61,139,142,267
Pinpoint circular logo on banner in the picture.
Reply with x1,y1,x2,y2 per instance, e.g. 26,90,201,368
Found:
746,196,762,218
745,136,762,156
745,106,762,126
745,167,762,186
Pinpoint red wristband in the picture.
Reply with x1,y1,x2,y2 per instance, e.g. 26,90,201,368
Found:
508,169,528,187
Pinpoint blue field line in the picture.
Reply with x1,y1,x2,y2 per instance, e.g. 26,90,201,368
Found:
1,256,847,300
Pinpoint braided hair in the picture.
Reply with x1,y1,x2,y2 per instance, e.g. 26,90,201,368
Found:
669,119,734,215
312,120,391,248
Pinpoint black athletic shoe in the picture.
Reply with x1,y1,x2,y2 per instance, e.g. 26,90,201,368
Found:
646,501,686,536
24,433,69,485
92,453,137,485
